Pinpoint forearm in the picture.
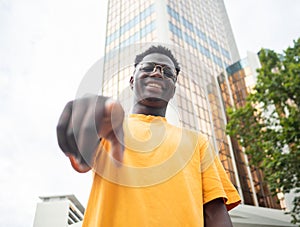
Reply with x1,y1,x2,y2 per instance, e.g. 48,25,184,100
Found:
204,198,233,227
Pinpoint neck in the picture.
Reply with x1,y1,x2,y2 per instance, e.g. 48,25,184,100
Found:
131,100,167,117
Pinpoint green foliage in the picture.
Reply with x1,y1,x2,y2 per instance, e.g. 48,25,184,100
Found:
226,38,300,225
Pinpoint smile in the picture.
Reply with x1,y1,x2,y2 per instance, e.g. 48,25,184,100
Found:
147,83,163,89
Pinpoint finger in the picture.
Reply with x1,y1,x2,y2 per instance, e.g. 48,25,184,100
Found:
57,101,75,156
104,99,124,131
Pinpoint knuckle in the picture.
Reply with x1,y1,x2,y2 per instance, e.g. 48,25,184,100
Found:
65,100,73,108
56,124,68,139
56,124,64,134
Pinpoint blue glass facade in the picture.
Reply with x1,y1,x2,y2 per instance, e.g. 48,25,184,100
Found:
167,5,231,65
120,21,156,48
106,5,155,45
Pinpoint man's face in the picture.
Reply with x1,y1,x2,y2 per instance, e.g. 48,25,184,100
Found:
130,53,177,108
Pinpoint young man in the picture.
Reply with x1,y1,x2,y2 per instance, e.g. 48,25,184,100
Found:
57,45,240,226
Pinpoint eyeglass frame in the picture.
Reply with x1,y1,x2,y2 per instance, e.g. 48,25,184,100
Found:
136,61,178,82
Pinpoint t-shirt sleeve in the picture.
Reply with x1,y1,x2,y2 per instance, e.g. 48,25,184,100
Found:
200,138,241,211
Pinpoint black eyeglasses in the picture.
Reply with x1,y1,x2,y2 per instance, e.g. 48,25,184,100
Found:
137,61,177,82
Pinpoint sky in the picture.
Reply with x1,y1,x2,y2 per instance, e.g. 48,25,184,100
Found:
0,0,299,226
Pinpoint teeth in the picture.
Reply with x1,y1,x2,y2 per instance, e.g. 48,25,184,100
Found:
148,83,162,89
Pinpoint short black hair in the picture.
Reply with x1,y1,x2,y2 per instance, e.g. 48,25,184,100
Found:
134,45,180,75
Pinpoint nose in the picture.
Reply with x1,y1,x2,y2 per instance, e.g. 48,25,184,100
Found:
150,65,163,78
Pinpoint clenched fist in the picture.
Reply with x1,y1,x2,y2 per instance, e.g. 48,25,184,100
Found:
56,95,124,172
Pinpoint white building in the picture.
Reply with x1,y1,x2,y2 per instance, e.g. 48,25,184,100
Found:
33,195,85,227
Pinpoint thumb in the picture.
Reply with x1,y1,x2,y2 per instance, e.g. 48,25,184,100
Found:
111,126,124,165
104,99,125,164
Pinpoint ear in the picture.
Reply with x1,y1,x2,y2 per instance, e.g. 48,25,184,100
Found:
129,76,134,90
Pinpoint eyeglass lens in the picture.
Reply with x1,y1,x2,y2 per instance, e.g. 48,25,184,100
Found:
140,62,175,79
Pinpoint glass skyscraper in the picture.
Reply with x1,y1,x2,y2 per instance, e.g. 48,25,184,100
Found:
99,0,282,211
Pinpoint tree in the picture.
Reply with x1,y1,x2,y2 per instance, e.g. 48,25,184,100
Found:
226,38,300,225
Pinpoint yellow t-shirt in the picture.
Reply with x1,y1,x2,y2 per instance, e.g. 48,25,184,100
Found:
83,114,240,227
